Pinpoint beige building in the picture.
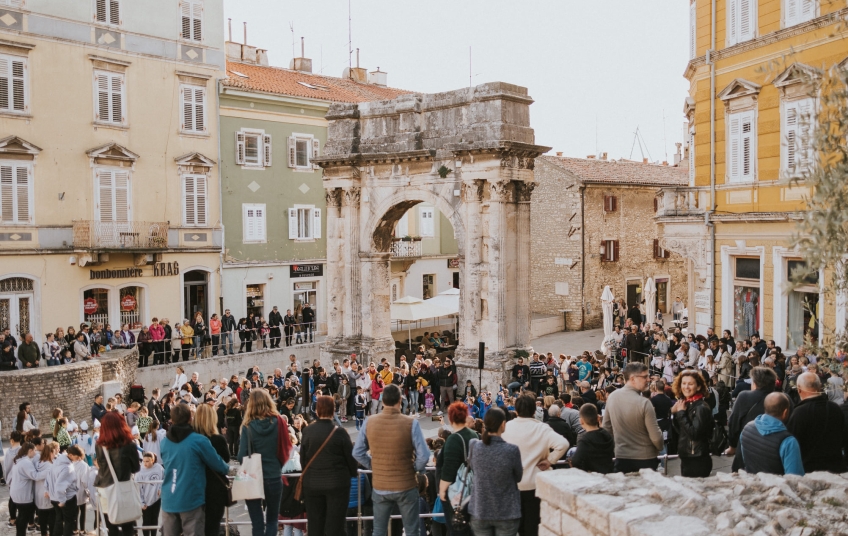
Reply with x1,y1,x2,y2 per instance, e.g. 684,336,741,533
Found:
0,0,225,342
531,155,688,330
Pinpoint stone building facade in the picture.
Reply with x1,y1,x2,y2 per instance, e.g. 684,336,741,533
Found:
531,156,688,331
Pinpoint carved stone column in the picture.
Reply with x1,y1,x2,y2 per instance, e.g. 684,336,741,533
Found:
324,188,344,341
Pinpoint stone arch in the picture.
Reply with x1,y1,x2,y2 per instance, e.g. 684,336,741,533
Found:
365,188,465,254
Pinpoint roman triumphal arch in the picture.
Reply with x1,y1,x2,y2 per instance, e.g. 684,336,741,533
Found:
314,82,549,387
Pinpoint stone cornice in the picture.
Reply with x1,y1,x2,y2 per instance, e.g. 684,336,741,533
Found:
684,7,848,79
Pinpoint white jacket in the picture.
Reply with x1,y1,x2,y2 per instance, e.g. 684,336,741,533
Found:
172,373,188,391
502,417,569,491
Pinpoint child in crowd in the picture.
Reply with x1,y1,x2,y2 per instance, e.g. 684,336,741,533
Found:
136,407,152,437
142,420,165,461
353,386,367,431
424,387,435,416
69,445,90,534
77,421,95,466
136,453,163,536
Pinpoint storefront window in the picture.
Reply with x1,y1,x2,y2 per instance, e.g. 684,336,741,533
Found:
656,278,669,314
733,257,760,340
120,286,143,330
423,274,435,299
293,281,316,317
787,260,819,348
84,288,110,327
246,284,265,319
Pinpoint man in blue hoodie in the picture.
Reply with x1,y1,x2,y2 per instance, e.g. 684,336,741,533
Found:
160,404,230,536
740,392,804,476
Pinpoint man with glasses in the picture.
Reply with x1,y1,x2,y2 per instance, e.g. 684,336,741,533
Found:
601,362,664,473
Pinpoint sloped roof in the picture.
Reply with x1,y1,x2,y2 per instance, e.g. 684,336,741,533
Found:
222,61,412,103
540,155,688,186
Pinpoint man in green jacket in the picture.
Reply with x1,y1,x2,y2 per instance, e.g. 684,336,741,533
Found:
17,333,40,368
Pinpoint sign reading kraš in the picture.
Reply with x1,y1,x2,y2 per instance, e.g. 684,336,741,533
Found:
153,262,179,276
290,264,323,278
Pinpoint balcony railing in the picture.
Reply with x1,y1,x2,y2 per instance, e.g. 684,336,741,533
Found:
73,220,169,250
656,188,706,218
391,237,422,258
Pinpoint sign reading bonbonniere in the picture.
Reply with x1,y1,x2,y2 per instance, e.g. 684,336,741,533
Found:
89,262,180,279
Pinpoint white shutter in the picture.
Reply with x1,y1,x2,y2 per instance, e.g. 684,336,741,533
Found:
114,170,129,222
184,175,196,225
794,98,814,172
784,101,798,172
235,132,245,165
312,138,320,170
288,208,298,239
111,74,123,123
194,87,205,132
263,134,272,166
192,1,202,41
15,166,28,222
255,206,265,241
740,111,754,181
0,57,8,111
728,0,738,45
288,136,296,168
800,0,814,21
96,73,109,121
420,208,434,237
181,86,192,131
729,115,740,182
786,0,798,26
689,1,697,59
96,0,107,22
689,131,695,185
97,170,113,221
180,1,191,39
0,165,13,221
312,208,321,239
195,175,207,226
739,0,753,41
96,72,123,124
109,0,120,25
244,205,255,241
9,58,24,111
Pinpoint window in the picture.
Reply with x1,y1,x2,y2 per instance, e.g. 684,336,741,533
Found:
423,274,435,299
395,212,409,237
727,0,756,46
786,260,819,347
419,207,434,237
653,197,659,212
83,288,110,327
732,257,760,340
727,110,755,183
782,98,814,176
0,55,27,114
653,239,670,259
94,0,120,25
785,0,816,28
235,130,271,167
600,240,619,262
287,134,319,170
243,203,266,243
180,0,202,41
689,1,697,59
0,163,31,223
180,85,206,134
95,169,130,222
94,71,125,125
603,195,618,212
288,206,322,240
183,174,207,226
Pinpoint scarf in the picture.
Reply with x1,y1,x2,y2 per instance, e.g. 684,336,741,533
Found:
684,393,704,404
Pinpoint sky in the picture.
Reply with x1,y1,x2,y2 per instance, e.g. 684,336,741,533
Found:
223,0,691,163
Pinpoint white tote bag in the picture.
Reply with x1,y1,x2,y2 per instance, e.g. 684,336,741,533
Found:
97,447,143,525
231,427,265,501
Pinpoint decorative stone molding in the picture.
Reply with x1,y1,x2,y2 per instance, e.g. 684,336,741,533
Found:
461,180,485,203
325,188,342,208
514,181,536,202
489,179,514,203
660,236,708,278
343,186,361,206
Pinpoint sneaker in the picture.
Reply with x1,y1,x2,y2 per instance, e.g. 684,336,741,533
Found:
6,521,15,528
0,477,6,485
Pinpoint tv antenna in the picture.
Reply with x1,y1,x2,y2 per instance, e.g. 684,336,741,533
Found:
629,126,653,162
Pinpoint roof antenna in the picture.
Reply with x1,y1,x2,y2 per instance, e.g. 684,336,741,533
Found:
227,18,232,42
348,0,352,76
301,36,305,58
356,47,359,68
243,22,247,45
289,22,295,59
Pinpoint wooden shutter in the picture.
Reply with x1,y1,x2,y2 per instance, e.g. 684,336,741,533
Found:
263,134,272,166
312,138,320,170
194,87,205,131
254,206,265,240
797,99,813,171
244,205,256,241
312,208,321,239
739,0,753,41
181,86,192,131
96,73,123,124
653,197,658,212
689,1,697,59
784,101,798,172
0,55,24,112
800,0,814,19
114,170,129,222
728,0,738,44
195,175,207,225
786,0,798,26
0,165,13,221
604,195,618,212
653,239,660,258
184,175,196,225
612,240,620,262
235,132,245,164
180,1,191,39
184,175,207,226
97,170,113,221
287,136,296,167
192,1,202,40
14,166,28,222
96,0,107,22
288,208,298,239
109,0,120,25
740,111,754,181
728,114,740,181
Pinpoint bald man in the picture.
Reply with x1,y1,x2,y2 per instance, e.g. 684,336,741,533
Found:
740,392,804,476
786,372,847,473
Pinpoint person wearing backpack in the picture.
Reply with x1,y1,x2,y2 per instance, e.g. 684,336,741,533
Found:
437,402,479,536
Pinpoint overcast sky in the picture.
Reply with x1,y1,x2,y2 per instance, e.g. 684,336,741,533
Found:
223,0,690,163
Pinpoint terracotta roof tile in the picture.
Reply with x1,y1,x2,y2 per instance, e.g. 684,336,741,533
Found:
540,155,688,186
223,61,412,103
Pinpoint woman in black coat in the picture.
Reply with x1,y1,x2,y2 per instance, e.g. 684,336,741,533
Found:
671,369,714,477
94,413,141,536
300,396,358,536
193,404,231,536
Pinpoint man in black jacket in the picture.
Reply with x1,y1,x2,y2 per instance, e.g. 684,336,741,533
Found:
268,306,283,348
546,404,578,453
220,309,236,355
283,309,297,347
726,366,777,471
508,358,531,395
302,304,316,342
624,325,642,365
787,372,848,473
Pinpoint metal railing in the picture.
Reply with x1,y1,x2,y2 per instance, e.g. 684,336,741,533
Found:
73,220,169,250
390,238,422,258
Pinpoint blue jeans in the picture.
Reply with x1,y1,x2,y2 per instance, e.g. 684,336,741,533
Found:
193,335,203,358
372,488,419,536
245,477,283,536
408,390,419,413
507,381,523,395
221,332,234,354
469,518,521,536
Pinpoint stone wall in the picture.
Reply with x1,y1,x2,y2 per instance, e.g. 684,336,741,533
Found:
536,468,848,536
133,343,322,392
0,349,137,433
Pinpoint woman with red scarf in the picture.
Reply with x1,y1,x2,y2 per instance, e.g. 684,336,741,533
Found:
671,370,715,477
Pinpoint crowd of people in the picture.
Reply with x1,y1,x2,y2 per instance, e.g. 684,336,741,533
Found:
0,304,319,371
2,318,848,536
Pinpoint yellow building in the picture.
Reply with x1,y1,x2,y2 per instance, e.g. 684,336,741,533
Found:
660,0,846,350
0,0,225,342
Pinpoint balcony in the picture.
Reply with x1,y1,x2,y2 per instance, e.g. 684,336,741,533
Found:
391,237,422,258
73,220,169,250
655,187,707,218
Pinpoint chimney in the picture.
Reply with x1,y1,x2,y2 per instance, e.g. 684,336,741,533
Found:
368,66,387,87
289,36,313,73
643,158,648,164
601,152,608,161
587,155,596,159
343,48,368,83
556,152,563,157
674,142,682,166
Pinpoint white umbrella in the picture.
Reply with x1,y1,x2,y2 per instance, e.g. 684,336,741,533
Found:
644,278,657,328
425,288,460,342
391,296,454,350
601,286,615,353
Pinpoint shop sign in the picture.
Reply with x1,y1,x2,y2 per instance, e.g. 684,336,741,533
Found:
447,258,460,269
290,264,323,278
120,295,137,311
89,268,144,280
83,298,98,315
153,261,179,276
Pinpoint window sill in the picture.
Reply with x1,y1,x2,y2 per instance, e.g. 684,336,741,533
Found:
0,111,32,120
93,121,129,131
241,164,265,171
291,167,317,173
243,240,267,244
179,131,211,139
294,238,316,243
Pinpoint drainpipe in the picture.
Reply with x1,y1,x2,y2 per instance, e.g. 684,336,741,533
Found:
216,78,225,315
708,0,717,330
580,184,586,330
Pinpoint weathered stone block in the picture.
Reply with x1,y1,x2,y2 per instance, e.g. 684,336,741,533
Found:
561,512,594,536
608,504,664,536
575,494,627,534
629,515,711,536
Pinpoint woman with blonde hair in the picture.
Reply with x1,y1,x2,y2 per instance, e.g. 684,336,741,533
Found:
193,404,229,536
238,389,292,536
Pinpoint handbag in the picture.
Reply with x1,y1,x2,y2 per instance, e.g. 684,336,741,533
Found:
97,447,143,525
432,496,446,524
446,437,475,509
294,427,337,501
232,427,265,501
212,470,236,507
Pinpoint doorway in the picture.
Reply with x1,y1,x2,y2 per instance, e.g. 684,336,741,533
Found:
184,270,208,321
626,281,642,310
0,277,33,340
293,281,317,320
